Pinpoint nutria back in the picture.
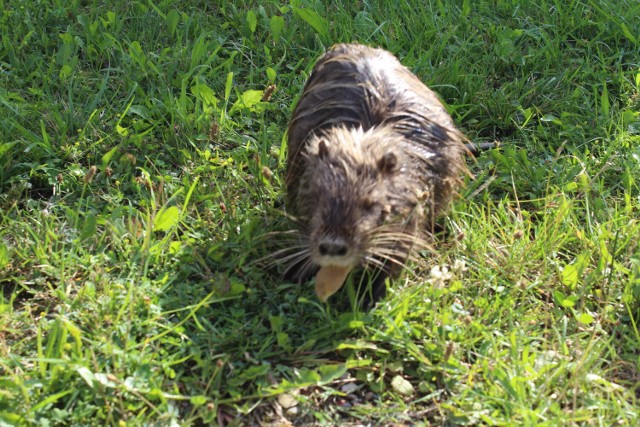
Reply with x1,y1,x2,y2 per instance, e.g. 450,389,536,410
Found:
285,43,467,301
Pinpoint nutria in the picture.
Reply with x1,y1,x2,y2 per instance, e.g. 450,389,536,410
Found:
285,43,467,303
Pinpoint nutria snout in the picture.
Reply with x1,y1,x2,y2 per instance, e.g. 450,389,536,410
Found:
285,43,467,302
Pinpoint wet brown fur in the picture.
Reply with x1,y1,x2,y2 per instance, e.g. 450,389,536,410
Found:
285,43,467,301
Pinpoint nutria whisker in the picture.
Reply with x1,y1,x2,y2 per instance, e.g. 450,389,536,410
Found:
362,253,422,281
367,230,434,255
290,256,316,281
370,246,420,263
361,255,388,270
254,230,309,268
362,253,405,270
271,247,310,265
368,232,432,249
366,246,418,266
268,243,311,267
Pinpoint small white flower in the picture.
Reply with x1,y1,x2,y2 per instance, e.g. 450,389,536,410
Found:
452,259,467,274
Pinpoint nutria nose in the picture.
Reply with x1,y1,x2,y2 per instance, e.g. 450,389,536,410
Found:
318,241,349,257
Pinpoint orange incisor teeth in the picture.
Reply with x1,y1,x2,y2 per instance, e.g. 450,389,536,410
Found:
315,265,351,302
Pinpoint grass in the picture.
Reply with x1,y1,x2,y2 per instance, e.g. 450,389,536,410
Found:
1,0,639,425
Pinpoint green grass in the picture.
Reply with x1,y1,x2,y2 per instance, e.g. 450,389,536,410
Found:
1,0,639,425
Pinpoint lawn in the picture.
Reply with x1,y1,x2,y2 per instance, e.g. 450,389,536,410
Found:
1,0,639,425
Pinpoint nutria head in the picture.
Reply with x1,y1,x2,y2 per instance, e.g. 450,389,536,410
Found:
293,125,428,276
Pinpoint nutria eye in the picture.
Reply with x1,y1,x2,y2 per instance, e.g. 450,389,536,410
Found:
318,140,329,159
377,152,397,174
362,198,375,211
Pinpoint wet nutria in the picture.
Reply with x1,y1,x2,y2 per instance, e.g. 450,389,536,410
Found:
285,43,467,303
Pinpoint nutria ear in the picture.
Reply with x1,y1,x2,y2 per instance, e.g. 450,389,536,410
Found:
377,152,397,174
318,140,329,159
